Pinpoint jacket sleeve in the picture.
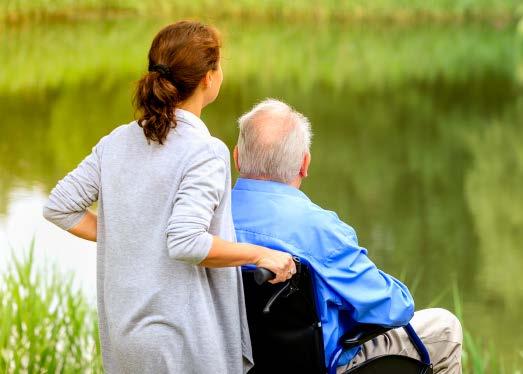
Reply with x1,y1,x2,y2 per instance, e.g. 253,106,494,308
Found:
313,224,414,327
42,136,106,230
165,153,227,265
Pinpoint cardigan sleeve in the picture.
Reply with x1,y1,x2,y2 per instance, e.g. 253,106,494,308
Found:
165,153,227,264
42,136,106,230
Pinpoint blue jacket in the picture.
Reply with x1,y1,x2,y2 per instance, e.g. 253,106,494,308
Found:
232,178,414,368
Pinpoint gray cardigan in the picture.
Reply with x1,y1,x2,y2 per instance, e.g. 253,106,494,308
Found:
43,109,254,374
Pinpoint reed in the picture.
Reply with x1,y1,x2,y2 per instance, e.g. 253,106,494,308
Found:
451,284,519,374
0,240,102,373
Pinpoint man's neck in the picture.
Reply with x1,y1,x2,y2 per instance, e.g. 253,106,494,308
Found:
289,178,302,189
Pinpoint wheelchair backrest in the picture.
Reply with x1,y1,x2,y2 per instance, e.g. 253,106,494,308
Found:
242,264,326,374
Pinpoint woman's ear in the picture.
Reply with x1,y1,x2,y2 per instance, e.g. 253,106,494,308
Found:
204,70,213,89
233,146,240,172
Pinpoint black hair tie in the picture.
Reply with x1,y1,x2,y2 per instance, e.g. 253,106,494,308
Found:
149,63,171,78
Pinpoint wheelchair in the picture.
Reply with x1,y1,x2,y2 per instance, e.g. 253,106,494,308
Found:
241,258,433,374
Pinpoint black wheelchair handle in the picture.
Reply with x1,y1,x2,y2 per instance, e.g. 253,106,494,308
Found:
254,257,301,285
254,268,276,285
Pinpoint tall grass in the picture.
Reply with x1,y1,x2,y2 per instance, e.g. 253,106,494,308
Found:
452,284,506,374
1,242,520,372
0,19,518,94
453,284,523,373
0,240,102,373
1,0,520,24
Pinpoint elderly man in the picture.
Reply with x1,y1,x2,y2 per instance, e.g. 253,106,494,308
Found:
231,99,463,373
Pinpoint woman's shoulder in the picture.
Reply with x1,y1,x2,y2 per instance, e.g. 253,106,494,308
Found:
183,135,231,169
87,121,137,155
98,121,139,143
111,120,141,137
101,120,173,148
173,122,231,164
176,124,231,164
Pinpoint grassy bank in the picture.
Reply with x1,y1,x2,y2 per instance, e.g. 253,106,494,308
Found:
1,243,520,373
1,19,520,94
1,0,520,24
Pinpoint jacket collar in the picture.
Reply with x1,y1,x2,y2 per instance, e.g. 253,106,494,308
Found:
233,178,310,201
175,108,210,136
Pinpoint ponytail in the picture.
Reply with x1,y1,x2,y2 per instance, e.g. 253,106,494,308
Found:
135,68,179,145
134,21,221,145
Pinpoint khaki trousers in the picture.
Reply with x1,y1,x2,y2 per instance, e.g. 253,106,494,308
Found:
337,308,463,374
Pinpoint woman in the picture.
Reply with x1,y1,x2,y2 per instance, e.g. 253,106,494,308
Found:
43,21,295,373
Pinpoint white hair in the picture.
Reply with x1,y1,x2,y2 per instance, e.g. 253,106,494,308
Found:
237,98,312,184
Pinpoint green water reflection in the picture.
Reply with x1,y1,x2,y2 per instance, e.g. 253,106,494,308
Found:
1,18,522,368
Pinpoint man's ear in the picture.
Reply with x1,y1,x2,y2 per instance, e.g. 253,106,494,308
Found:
233,146,240,173
300,152,311,178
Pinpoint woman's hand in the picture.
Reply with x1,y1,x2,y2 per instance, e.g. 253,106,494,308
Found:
198,237,295,283
254,248,296,284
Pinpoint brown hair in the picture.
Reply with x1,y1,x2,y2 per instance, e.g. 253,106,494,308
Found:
134,21,221,144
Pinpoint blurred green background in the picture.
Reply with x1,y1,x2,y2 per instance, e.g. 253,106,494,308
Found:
1,0,522,372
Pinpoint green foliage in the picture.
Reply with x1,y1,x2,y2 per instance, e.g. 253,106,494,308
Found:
0,0,519,23
0,240,102,373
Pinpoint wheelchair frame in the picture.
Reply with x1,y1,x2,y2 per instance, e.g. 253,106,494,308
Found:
242,258,433,374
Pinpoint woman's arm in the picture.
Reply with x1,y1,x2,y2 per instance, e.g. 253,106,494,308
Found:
200,236,295,284
68,210,98,242
43,136,105,234
166,150,295,283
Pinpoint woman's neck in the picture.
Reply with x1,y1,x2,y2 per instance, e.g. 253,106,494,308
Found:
177,92,205,117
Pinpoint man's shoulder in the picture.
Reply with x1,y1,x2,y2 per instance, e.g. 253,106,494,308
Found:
233,189,358,253
287,195,351,230
300,201,359,246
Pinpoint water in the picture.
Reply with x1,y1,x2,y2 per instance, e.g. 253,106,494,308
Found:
1,18,522,368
